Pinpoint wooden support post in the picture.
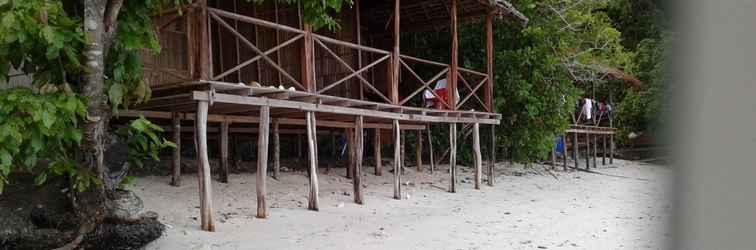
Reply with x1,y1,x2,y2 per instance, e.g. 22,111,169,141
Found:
400,133,406,172
602,134,607,165
562,134,568,171
256,105,270,218
297,133,303,159
593,133,598,168
551,147,557,170
195,101,214,231
449,123,457,193
449,0,459,108
572,132,579,169
390,0,400,104
485,11,494,111
610,134,615,164
585,133,591,169
306,111,320,210
427,124,436,174
473,123,482,190
198,0,211,80
374,128,382,176
353,116,364,204
171,113,181,186
273,120,280,179
487,124,495,186
219,121,230,183
302,24,315,92
416,130,423,172
393,120,402,200
346,128,354,179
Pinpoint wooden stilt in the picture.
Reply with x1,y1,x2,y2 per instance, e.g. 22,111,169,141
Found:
427,124,436,174
273,120,280,179
306,111,319,210
562,134,568,171
400,133,406,173
550,147,557,170
416,130,423,172
374,128,382,176
297,133,303,159
472,123,482,190
610,134,614,164
331,130,337,157
602,134,607,165
449,123,457,193
572,132,579,169
354,116,364,204
195,101,214,232
585,133,591,169
256,105,270,218
487,124,495,186
393,120,401,200
593,134,598,168
346,128,354,179
171,113,181,186
219,121,230,183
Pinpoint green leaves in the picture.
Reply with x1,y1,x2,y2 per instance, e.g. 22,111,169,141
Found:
116,117,176,169
0,89,86,193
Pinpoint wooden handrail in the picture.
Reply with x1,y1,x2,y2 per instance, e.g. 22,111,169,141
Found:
209,7,304,35
313,34,391,55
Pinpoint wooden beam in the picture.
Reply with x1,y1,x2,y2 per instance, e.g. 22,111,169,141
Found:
393,120,401,200
572,132,579,169
449,123,457,193
593,134,598,167
195,101,214,231
610,134,614,164
306,111,320,210
302,24,315,92
602,134,607,165
354,116,364,204
473,123,482,190
171,113,181,186
219,121,229,183
485,12,494,112
374,128,382,176
355,0,364,100
416,130,423,172
256,105,270,218
585,133,590,169
449,0,459,109
562,134,568,171
273,120,280,179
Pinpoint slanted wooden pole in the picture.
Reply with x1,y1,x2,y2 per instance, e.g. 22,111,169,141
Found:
256,105,270,218
392,120,401,199
374,128,382,176
346,128,354,179
602,134,607,165
219,121,230,183
171,113,181,186
195,101,214,231
488,124,495,186
427,124,436,174
449,123,457,193
416,130,423,172
306,111,320,210
273,120,280,179
353,116,364,204
472,123,482,190
449,0,459,108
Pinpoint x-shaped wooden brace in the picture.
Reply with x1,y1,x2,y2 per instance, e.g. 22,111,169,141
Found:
456,72,488,111
314,38,392,103
398,58,451,109
210,12,305,91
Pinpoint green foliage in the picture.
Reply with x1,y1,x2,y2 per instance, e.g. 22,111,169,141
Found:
0,0,84,85
115,116,176,169
253,0,352,31
0,88,88,193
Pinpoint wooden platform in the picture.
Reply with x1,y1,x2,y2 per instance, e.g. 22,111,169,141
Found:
133,81,502,126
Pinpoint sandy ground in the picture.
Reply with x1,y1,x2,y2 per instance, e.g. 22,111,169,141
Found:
133,159,672,250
